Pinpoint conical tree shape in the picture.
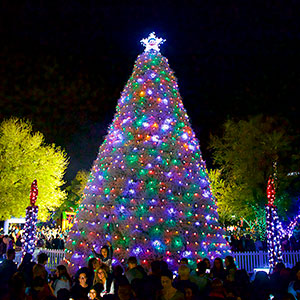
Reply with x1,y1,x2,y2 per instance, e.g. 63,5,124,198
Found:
65,33,229,273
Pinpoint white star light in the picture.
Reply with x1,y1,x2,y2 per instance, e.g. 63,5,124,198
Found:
140,32,166,52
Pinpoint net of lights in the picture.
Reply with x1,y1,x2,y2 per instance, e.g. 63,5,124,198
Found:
63,33,230,273
22,179,39,256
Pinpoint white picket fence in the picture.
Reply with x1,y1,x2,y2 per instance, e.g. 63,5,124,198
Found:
31,249,300,273
232,251,300,273
45,249,66,269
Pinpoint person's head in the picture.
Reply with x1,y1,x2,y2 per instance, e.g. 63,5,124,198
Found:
78,272,88,287
94,266,108,284
113,265,124,277
33,263,47,279
22,253,33,264
178,264,190,280
274,262,285,273
37,252,48,265
210,278,224,293
57,288,71,300
196,261,207,276
161,269,174,289
56,265,70,281
234,269,249,286
88,257,100,271
101,245,109,258
225,256,236,268
253,271,269,288
213,258,224,271
6,248,15,260
203,258,211,269
127,256,138,269
88,286,100,300
180,258,189,265
151,260,161,276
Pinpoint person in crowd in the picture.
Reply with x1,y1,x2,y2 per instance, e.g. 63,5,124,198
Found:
255,237,264,251
203,258,211,273
143,260,163,300
88,285,101,300
210,258,226,281
36,252,49,281
0,248,17,293
112,264,127,297
270,262,287,299
191,260,210,297
250,271,271,300
57,288,71,300
33,263,48,281
71,271,90,300
233,269,251,300
125,256,146,284
50,264,72,297
224,256,237,283
5,271,31,300
117,283,135,300
156,269,184,300
80,257,101,287
173,264,199,297
93,266,115,298
245,234,256,251
208,278,226,299
18,252,36,288
52,234,62,249
288,269,300,300
31,275,54,299
92,241,113,270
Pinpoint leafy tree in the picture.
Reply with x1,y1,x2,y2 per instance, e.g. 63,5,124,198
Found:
208,169,245,226
54,169,89,218
209,115,297,222
0,117,68,221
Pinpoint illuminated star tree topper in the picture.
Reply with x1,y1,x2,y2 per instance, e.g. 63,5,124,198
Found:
140,32,166,52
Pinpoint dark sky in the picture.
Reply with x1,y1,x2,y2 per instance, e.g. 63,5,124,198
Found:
1,0,300,182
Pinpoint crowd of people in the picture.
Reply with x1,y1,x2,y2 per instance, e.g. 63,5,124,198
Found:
226,234,300,253
0,225,67,258
1,240,300,300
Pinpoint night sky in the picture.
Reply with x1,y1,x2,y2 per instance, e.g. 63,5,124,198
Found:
1,1,300,182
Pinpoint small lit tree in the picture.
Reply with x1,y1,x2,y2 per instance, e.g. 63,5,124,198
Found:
265,176,283,270
22,179,39,255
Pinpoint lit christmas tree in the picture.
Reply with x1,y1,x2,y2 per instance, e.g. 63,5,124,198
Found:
65,33,230,273
265,175,283,270
22,179,39,255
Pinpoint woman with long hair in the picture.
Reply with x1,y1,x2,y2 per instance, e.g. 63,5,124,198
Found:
93,266,115,298
224,255,237,283
51,264,72,297
210,258,226,281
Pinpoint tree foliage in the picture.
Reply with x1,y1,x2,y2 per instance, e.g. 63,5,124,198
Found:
54,169,89,219
209,115,298,221
0,117,68,221
208,169,245,226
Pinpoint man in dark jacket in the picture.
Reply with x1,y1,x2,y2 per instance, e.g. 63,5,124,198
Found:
0,248,17,293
